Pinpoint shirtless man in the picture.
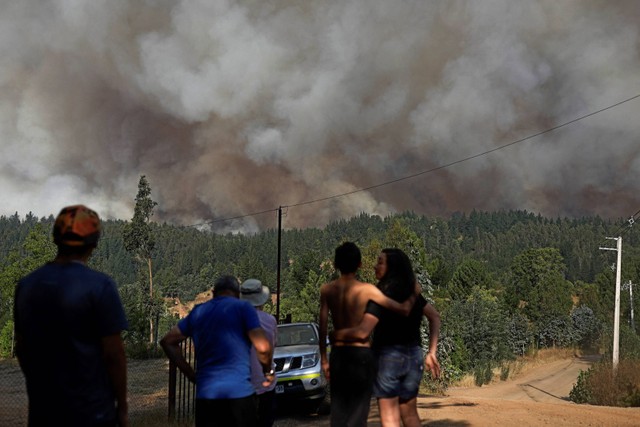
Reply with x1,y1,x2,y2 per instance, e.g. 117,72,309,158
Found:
319,242,412,427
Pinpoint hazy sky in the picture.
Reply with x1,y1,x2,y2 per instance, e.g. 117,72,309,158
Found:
2,1,639,231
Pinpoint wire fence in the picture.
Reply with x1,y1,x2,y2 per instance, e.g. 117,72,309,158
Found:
0,356,180,426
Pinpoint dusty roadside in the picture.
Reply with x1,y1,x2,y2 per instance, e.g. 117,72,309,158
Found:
275,355,640,426
415,395,640,426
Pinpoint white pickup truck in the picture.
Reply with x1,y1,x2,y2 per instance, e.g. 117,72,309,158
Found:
273,322,328,413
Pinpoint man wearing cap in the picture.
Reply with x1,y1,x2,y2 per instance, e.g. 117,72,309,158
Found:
240,279,277,427
14,205,129,427
161,275,274,427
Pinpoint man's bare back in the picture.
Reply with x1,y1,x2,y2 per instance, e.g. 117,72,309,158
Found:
320,276,381,348
318,241,417,426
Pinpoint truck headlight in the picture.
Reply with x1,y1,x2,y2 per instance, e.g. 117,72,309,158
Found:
301,352,319,368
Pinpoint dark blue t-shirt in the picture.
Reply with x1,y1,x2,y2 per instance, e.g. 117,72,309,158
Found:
14,261,128,426
178,296,261,399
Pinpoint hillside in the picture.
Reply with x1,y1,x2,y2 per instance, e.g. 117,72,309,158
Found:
166,290,213,319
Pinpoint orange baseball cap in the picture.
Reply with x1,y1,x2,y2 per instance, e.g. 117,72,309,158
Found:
53,205,101,247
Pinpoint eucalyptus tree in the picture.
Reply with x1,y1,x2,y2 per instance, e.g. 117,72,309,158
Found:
279,269,330,323
506,247,573,324
279,249,331,323
383,219,433,295
442,286,510,384
122,175,158,344
448,259,493,301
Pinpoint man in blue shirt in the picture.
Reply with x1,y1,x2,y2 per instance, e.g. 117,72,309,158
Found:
14,205,129,427
161,275,274,427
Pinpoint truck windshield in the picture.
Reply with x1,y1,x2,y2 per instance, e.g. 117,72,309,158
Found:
276,324,318,346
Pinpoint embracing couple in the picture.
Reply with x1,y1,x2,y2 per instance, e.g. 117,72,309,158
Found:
319,242,441,427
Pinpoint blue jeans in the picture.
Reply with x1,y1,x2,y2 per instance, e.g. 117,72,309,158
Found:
373,345,423,401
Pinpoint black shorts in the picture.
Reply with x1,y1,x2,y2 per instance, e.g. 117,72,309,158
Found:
195,395,257,427
329,346,376,427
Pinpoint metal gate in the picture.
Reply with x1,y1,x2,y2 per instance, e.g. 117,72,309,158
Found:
168,337,196,421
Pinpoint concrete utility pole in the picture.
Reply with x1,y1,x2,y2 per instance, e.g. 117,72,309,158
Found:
276,206,282,323
622,281,635,332
631,282,635,333
599,236,622,371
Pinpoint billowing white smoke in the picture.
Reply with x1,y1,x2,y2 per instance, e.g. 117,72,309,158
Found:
1,1,639,230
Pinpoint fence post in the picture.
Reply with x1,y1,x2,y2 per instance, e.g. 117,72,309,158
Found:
168,359,176,421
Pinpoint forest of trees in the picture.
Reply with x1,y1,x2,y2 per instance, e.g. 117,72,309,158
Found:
2,207,640,388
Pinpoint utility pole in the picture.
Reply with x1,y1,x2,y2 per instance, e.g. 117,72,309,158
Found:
622,281,635,333
276,207,282,323
631,281,635,333
599,236,622,371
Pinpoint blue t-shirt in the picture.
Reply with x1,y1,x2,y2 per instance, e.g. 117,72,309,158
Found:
178,296,261,399
14,261,128,426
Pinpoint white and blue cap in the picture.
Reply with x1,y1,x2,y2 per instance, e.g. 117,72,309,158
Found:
240,279,271,307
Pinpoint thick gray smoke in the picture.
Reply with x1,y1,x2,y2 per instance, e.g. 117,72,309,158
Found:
1,1,639,231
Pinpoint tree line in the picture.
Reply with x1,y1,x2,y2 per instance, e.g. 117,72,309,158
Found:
1,192,640,387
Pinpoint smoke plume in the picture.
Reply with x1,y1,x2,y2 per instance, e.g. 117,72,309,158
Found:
1,1,639,231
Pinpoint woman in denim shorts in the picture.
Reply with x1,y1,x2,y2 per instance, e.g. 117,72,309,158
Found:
334,248,441,427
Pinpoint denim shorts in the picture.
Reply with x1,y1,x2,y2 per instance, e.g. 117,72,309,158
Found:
373,345,423,401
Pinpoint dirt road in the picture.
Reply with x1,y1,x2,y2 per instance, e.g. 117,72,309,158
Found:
445,355,597,403
276,356,640,426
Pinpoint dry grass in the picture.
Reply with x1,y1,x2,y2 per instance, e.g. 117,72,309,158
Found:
0,357,174,426
0,358,27,426
131,410,193,427
128,358,170,414
502,347,576,380
0,356,322,426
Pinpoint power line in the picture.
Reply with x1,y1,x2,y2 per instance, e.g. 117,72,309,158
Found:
203,92,640,224
608,208,640,240
7,93,640,231
286,93,640,208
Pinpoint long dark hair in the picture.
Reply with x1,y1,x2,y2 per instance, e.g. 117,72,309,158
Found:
378,248,415,302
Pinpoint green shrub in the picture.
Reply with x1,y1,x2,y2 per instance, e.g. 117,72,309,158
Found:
623,386,640,407
500,363,510,381
421,330,465,393
126,341,166,360
473,362,493,386
569,369,593,404
0,320,14,358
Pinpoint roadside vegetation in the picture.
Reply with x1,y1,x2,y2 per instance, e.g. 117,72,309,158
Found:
570,358,640,407
423,347,576,395
569,324,640,407
2,177,640,409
